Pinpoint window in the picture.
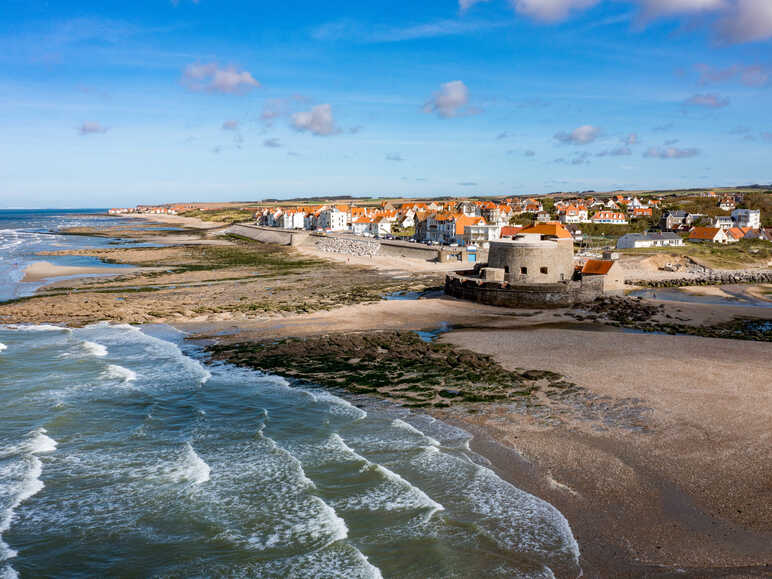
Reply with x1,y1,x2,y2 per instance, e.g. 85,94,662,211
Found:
540,267,548,275
520,267,528,275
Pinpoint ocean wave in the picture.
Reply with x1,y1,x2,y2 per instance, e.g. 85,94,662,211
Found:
81,341,108,357
325,434,444,517
84,323,211,385
309,391,367,421
165,443,211,485
0,428,55,570
3,324,70,333
390,419,441,447
59,340,109,359
102,365,137,384
0,344,6,353
255,542,383,579
407,445,580,574
0,428,58,459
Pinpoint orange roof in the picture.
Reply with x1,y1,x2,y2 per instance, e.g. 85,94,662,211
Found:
455,215,486,235
582,260,615,275
689,227,721,240
519,222,573,239
500,225,523,237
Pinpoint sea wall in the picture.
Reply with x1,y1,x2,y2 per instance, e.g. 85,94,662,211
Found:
627,270,772,288
224,224,307,247
444,273,604,308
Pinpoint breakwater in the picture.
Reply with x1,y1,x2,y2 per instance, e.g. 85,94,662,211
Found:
627,270,772,288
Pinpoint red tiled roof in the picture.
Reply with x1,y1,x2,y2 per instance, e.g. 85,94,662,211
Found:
582,260,615,275
689,227,721,240
519,223,573,239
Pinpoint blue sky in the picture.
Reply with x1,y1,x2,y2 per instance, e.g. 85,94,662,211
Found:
0,0,770,207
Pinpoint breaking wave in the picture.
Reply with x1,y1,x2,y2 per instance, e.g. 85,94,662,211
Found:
0,428,57,576
102,365,137,384
165,443,211,485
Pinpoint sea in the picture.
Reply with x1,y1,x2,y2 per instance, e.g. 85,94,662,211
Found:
0,210,581,578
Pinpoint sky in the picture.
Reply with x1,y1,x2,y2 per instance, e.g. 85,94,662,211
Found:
0,0,771,207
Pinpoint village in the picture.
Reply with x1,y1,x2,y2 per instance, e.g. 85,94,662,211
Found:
110,189,770,251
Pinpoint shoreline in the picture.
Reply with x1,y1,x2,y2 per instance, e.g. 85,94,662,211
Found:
3,211,771,576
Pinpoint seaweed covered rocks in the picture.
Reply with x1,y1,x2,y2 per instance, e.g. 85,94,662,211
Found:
207,331,576,408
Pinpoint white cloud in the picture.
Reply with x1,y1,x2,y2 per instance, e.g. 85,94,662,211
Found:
685,93,730,108
182,63,259,94
623,133,639,145
423,81,474,118
221,120,239,131
460,0,489,11
78,122,108,135
263,138,281,148
467,0,771,44
644,146,700,158
509,0,600,22
386,153,405,161
717,0,772,43
636,0,726,19
554,124,601,145
291,104,339,136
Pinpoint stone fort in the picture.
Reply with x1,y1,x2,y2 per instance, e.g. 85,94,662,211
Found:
444,223,624,307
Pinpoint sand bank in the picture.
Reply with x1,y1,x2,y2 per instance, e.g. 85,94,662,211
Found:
22,261,135,283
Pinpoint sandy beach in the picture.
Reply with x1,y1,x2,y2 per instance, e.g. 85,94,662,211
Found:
21,260,137,283
437,327,772,576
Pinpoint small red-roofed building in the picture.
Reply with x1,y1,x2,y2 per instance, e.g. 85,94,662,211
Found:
581,259,625,291
688,227,729,244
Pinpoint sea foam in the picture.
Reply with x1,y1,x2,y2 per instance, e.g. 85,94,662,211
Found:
81,341,108,357
102,365,137,384
168,443,211,485
0,428,55,572
4,324,70,333
326,434,444,517
0,344,6,353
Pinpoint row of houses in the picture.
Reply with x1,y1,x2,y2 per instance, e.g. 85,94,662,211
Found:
555,195,662,225
659,209,762,232
616,225,771,249
109,206,180,216
256,199,550,244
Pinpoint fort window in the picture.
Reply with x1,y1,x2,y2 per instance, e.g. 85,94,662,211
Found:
540,267,548,275
520,267,528,275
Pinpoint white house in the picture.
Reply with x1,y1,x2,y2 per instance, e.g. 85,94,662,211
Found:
280,210,305,229
560,206,589,224
731,209,761,229
713,216,734,230
617,232,684,249
688,227,730,244
317,208,348,231
462,223,501,245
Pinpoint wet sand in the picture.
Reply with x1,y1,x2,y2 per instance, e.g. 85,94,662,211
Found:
22,261,136,283
437,326,772,577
